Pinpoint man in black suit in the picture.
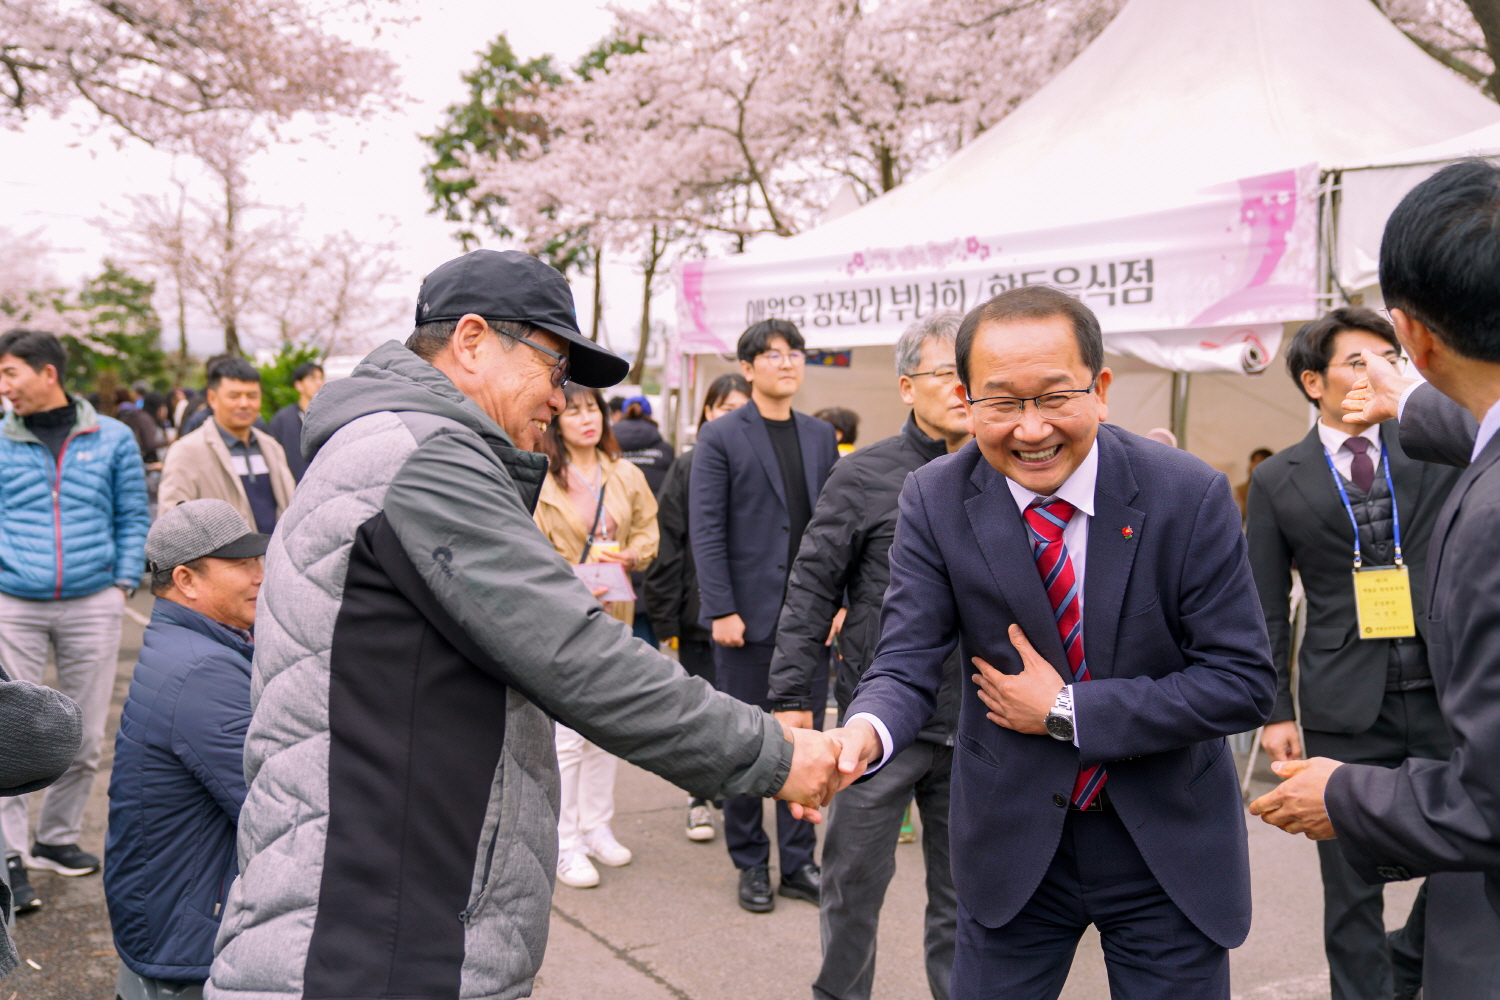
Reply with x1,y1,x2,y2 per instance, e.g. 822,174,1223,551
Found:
1251,159,1500,999
1246,308,1460,1000
826,287,1276,999
690,319,839,913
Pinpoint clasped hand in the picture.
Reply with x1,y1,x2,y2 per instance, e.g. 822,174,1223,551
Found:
774,718,884,822
1248,757,1343,840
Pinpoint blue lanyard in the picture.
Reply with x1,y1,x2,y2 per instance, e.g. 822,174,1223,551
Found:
1323,443,1402,570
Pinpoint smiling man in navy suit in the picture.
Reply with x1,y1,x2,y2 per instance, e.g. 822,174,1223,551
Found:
825,287,1276,999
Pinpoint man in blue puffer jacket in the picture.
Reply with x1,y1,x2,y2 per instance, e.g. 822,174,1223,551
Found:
105,499,266,1000
0,329,149,911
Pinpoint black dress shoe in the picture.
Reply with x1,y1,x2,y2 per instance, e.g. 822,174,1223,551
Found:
779,862,821,904
738,864,774,913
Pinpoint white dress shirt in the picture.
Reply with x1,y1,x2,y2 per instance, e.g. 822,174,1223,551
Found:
1316,421,1383,482
852,441,1100,769
1474,399,1500,463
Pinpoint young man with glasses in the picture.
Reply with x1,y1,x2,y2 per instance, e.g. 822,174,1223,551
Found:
1244,307,1461,1000
823,286,1275,999
690,318,839,912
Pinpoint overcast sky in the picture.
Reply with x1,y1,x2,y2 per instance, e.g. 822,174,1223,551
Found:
0,0,651,359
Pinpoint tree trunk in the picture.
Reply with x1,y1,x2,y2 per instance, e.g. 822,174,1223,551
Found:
1467,0,1500,95
591,246,603,343
222,174,241,356
629,227,663,384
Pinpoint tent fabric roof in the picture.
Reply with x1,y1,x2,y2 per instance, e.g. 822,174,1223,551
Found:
742,0,1500,265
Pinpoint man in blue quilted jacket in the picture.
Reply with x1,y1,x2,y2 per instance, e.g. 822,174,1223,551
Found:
106,499,265,1000
0,329,149,912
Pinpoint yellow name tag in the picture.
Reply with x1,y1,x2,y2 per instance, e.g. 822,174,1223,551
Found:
1353,565,1417,639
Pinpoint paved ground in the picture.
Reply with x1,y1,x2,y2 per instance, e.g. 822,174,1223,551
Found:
6,593,1421,999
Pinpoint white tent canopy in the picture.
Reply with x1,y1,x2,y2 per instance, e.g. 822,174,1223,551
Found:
1332,121,1500,293
673,0,1500,372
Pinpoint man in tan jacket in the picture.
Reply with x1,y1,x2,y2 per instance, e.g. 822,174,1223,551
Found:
159,356,295,533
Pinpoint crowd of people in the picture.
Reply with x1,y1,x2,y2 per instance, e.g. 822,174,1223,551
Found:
0,161,1496,1000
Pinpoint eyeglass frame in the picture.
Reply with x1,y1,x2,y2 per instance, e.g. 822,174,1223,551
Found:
755,349,807,366
965,379,1099,421
905,367,960,382
1327,351,1404,373
489,319,570,387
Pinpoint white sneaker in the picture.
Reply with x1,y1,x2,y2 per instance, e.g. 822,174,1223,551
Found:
557,848,599,888
583,827,632,867
686,803,715,842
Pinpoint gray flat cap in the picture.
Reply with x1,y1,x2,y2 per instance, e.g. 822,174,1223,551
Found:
146,499,270,573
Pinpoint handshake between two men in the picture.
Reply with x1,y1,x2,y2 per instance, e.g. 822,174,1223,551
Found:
774,624,1063,820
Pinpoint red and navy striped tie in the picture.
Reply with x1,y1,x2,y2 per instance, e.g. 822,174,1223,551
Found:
1023,498,1107,809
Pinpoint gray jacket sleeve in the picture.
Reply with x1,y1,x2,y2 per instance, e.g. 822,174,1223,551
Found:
0,666,83,796
1400,382,1478,469
382,429,791,802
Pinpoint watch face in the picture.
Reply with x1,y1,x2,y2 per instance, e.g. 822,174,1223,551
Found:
1046,714,1074,741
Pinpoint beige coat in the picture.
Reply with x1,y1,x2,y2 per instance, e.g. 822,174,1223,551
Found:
158,420,297,530
534,455,659,625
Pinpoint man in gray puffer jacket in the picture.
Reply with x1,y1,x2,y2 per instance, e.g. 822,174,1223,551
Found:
207,250,842,1000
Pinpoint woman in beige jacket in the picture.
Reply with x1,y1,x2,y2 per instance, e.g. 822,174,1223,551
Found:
534,384,659,890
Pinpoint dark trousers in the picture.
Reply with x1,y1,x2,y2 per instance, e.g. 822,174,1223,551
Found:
1304,687,1452,1000
814,741,956,1000
678,637,715,686
951,806,1227,1000
714,640,827,872
1423,872,1500,1000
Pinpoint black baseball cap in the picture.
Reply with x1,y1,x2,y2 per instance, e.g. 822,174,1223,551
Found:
414,249,629,388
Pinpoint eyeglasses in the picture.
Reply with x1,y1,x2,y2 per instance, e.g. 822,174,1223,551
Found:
906,367,959,384
1329,353,1403,373
965,380,1098,425
494,323,570,387
758,350,806,366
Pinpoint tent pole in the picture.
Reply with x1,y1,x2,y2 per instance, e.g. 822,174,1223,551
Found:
1170,372,1190,447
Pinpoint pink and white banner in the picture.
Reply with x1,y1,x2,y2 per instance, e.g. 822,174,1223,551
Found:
674,165,1319,373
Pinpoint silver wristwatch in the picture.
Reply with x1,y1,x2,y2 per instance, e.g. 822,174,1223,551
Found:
1045,686,1075,742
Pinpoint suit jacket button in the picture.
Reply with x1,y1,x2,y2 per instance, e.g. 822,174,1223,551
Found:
1052,793,1067,808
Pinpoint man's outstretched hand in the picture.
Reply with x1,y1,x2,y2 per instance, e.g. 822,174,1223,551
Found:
782,717,884,821
774,725,843,823
1341,349,1414,426
1247,757,1344,840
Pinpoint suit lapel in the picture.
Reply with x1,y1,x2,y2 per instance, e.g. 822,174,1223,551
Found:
965,458,1071,683
739,407,788,509
1083,431,1143,680
793,412,824,504
1286,428,1356,545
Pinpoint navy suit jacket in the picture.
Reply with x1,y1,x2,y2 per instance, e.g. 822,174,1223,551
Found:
689,402,838,643
847,425,1275,948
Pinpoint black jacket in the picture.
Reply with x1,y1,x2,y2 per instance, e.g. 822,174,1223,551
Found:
613,418,674,495
268,403,310,481
768,415,959,743
642,448,707,643
1246,420,1461,733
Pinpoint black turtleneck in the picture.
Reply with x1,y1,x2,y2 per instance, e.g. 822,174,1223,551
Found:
24,401,77,461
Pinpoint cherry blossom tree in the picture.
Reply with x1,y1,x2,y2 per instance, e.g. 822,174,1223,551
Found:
1379,0,1500,98
0,0,400,147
